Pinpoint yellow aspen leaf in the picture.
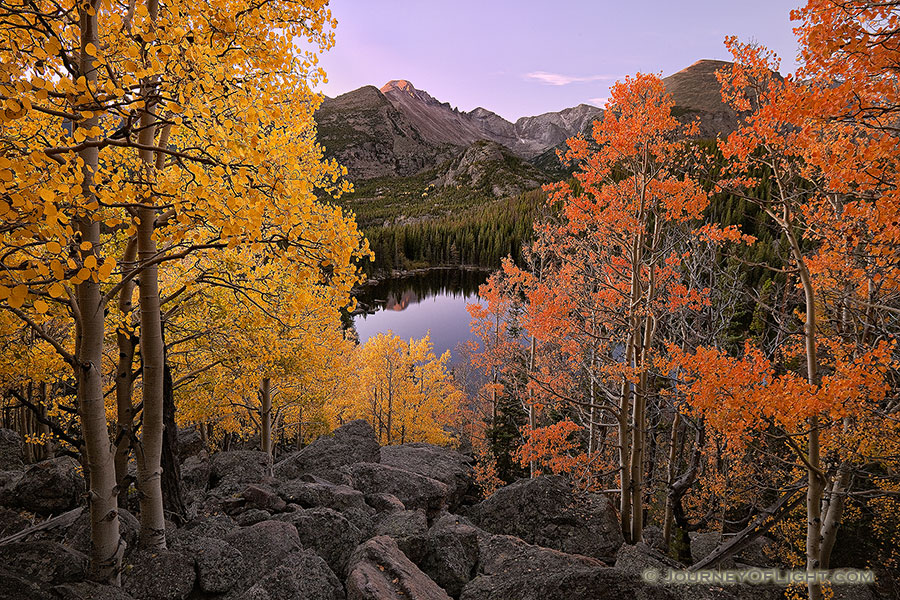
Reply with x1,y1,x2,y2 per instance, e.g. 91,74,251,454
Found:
84,255,97,269
34,299,49,314
98,260,115,280
47,241,62,254
77,267,91,280
84,43,98,56
48,283,65,298
9,285,27,308
79,241,92,251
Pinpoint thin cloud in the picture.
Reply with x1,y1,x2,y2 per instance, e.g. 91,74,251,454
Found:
525,71,617,86
588,97,609,107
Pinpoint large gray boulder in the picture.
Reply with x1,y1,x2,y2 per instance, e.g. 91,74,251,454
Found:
346,535,452,600
399,514,481,598
171,532,245,594
209,450,271,488
0,541,87,585
276,507,365,576
374,508,428,539
52,582,136,600
123,549,196,600
176,426,205,461
461,534,667,600
181,451,210,491
0,470,22,507
238,550,345,600
465,475,623,562
343,462,449,517
380,443,477,509
615,543,781,600
0,507,29,537
0,429,24,471
223,520,301,575
0,568,52,600
11,456,84,514
274,420,381,481
275,477,372,514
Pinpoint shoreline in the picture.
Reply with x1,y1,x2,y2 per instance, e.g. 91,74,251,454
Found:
357,264,495,287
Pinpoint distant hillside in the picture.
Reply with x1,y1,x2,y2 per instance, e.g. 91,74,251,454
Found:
315,85,453,180
663,59,739,138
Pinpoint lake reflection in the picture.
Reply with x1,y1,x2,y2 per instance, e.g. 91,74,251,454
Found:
352,268,490,363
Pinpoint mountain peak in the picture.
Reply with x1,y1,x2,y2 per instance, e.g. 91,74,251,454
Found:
381,79,417,95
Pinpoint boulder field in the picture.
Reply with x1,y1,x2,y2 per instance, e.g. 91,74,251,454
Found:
0,422,821,600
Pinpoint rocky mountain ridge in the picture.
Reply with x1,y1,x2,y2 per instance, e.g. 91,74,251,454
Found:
380,79,605,159
318,60,740,188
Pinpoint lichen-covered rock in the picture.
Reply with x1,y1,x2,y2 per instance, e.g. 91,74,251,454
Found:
9,456,83,515
234,508,271,526
343,462,449,517
276,507,364,576
181,451,210,491
346,535,451,600
274,420,381,481
615,543,729,600
689,531,733,567
223,520,301,576
241,483,286,513
461,534,665,600
180,512,236,539
380,443,476,509
176,426,205,460
209,450,271,488
0,470,22,507
365,492,406,513
52,582,136,600
0,507,29,537
123,549,196,600
0,567,52,600
238,550,345,600
465,475,623,562
275,477,372,514
0,541,87,585
171,533,245,594
399,514,480,597
0,429,24,471
374,508,428,539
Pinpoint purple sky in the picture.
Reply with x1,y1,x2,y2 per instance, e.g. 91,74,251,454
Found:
316,1,802,122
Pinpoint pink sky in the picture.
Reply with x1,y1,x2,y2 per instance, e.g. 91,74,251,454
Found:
317,0,802,121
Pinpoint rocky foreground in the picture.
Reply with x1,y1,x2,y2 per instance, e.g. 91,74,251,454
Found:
0,422,875,600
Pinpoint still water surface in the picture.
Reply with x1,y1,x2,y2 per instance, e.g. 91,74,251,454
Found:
352,269,490,363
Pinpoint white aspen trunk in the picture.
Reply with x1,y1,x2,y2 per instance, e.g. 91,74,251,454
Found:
785,218,825,600
75,1,123,580
135,203,166,549
133,0,166,550
114,237,137,498
819,462,850,569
